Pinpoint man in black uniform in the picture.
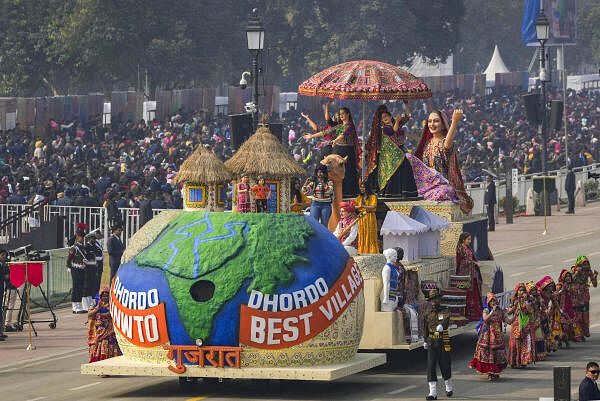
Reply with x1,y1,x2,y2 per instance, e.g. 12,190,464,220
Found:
107,224,125,284
484,175,496,231
67,225,89,313
565,165,576,214
424,288,453,400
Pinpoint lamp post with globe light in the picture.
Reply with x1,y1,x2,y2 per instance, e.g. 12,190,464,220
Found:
536,6,550,175
536,6,551,231
246,9,265,130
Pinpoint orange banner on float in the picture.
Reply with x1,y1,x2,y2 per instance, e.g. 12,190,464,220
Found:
110,284,169,347
239,258,363,349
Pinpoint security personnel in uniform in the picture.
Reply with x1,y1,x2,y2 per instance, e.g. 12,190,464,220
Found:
67,226,89,314
424,288,453,400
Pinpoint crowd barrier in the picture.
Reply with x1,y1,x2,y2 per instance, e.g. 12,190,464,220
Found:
465,162,600,215
0,163,598,249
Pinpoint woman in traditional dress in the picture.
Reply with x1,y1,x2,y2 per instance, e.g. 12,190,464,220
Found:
237,174,251,213
88,286,121,365
525,281,547,361
456,232,483,321
470,292,514,381
290,179,310,213
366,102,419,198
354,183,379,254
537,276,558,353
556,269,579,345
302,164,334,227
414,109,474,214
304,107,361,197
507,282,535,368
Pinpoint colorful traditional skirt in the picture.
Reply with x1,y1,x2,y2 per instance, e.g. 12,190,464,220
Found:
89,335,121,363
405,154,458,203
508,328,535,368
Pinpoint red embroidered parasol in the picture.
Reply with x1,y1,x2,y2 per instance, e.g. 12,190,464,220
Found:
298,60,432,100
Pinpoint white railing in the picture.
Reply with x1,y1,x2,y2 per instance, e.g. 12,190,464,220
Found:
1,162,599,247
0,204,169,248
465,162,600,215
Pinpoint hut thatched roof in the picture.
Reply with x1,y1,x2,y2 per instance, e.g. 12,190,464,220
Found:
174,145,232,185
224,125,305,177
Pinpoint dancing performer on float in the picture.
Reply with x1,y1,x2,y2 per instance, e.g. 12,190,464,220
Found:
366,101,419,198
411,109,474,213
304,106,361,197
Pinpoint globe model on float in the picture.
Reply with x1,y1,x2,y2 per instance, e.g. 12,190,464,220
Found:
110,211,365,367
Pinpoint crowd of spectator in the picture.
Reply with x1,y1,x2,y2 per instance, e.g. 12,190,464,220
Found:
289,87,600,182
0,86,599,210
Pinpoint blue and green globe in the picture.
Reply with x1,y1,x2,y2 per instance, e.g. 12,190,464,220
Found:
114,211,365,367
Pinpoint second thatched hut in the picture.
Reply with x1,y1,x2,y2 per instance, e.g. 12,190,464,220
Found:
175,145,233,211
224,124,305,213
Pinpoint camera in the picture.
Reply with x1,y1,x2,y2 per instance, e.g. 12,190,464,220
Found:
239,71,251,90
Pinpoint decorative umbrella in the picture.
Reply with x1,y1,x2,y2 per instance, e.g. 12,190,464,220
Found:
298,60,432,179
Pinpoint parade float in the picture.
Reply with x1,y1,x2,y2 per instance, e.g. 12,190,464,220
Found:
356,201,494,350
298,60,495,351
81,128,386,387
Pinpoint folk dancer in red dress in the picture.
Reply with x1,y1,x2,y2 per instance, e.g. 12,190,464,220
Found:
507,283,535,369
571,255,598,339
536,276,558,353
455,232,483,321
557,269,581,343
333,201,359,256
525,281,547,361
470,292,515,381
251,176,271,213
237,174,251,213
88,286,121,367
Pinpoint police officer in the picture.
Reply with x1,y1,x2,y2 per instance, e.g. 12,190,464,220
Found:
423,288,453,400
67,225,89,313
82,231,100,311
107,224,125,283
87,230,104,299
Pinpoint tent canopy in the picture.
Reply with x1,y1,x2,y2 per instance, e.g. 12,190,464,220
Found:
380,211,427,236
409,206,450,231
483,45,509,83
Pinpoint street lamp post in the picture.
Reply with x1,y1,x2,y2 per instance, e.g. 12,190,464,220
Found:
246,9,264,130
536,7,550,175
536,6,551,230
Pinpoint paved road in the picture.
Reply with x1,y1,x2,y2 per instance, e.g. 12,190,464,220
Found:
3,227,600,401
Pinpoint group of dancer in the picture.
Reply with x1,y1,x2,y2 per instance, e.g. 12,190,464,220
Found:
301,99,474,214
469,255,598,382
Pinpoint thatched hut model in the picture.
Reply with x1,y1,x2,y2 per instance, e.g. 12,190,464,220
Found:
224,125,305,213
175,145,232,211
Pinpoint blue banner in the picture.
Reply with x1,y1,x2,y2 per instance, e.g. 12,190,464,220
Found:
521,0,540,46
522,0,577,46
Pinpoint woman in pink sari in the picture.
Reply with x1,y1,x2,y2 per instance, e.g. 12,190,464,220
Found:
456,232,483,321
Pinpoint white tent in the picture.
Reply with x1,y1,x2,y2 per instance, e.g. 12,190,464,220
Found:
405,54,454,78
409,206,450,257
483,45,509,85
380,212,428,262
